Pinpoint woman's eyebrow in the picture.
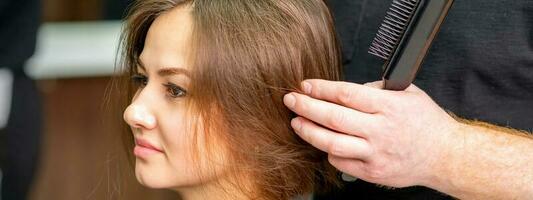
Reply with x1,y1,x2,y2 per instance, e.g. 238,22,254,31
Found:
158,67,191,77
137,59,190,77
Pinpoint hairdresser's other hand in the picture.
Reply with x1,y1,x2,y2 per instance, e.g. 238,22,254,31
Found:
283,80,460,188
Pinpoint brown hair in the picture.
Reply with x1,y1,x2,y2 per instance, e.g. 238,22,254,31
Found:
113,0,343,199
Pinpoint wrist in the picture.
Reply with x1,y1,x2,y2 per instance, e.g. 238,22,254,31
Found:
421,119,469,196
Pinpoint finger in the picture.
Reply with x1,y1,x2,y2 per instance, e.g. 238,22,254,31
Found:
292,117,372,159
363,80,384,89
328,155,370,182
301,79,389,113
284,92,378,137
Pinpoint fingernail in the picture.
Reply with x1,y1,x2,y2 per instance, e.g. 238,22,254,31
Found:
341,173,358,182
284,93,296,108
302,81,312,94
291,117,302,131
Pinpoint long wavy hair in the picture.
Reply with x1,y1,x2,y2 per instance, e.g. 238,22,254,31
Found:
111,0,343,199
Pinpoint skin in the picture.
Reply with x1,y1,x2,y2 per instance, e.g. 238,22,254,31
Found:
284,79,533,199
123,5,251,200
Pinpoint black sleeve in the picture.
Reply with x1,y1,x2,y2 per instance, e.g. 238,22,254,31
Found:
0,0,41,71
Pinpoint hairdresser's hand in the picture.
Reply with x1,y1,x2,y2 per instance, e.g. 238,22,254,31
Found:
283,80,461,188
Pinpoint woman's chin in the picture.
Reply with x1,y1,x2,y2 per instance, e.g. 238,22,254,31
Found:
134,163,191,189
133,158,222,190
134,165,169,189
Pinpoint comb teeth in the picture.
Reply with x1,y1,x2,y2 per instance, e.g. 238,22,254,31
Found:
369,0,419,60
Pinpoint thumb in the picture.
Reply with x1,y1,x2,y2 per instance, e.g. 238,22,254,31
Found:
404,83,424,93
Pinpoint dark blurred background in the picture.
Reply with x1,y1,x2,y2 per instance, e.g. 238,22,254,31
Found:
4,0,180,199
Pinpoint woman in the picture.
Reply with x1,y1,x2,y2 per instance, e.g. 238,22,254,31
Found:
114,0,342,199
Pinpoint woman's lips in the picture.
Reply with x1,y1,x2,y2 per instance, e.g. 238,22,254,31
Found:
134,138,164,158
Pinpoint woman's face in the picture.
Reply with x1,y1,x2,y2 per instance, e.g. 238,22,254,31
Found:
123,5,228,189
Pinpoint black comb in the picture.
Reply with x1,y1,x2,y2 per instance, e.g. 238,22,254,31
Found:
368,0,454,90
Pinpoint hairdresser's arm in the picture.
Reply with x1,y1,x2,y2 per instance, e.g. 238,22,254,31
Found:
283,80,533,199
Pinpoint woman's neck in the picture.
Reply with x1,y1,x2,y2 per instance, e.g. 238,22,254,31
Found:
176,174,257,200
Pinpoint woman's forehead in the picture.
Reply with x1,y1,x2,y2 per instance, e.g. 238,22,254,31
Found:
140,5,194,72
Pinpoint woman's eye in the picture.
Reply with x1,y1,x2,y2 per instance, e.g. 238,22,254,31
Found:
131,74,148,88
163,83,187,98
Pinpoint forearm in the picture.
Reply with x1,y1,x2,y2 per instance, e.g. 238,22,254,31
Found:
429,119,533,199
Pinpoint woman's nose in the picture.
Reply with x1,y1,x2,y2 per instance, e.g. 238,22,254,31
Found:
123,103,157,130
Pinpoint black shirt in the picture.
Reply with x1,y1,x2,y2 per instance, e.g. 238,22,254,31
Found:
319,0,533,199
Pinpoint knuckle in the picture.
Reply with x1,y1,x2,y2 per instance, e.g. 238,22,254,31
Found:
300,123,320,148
338,86,357,105
294,96,308,113
298,120,311,139
327,138,345,157
328,109,348,130
367,170,386,180
381,99,398,115
310,81,321,96
364,164,387,180
379,116,395,133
